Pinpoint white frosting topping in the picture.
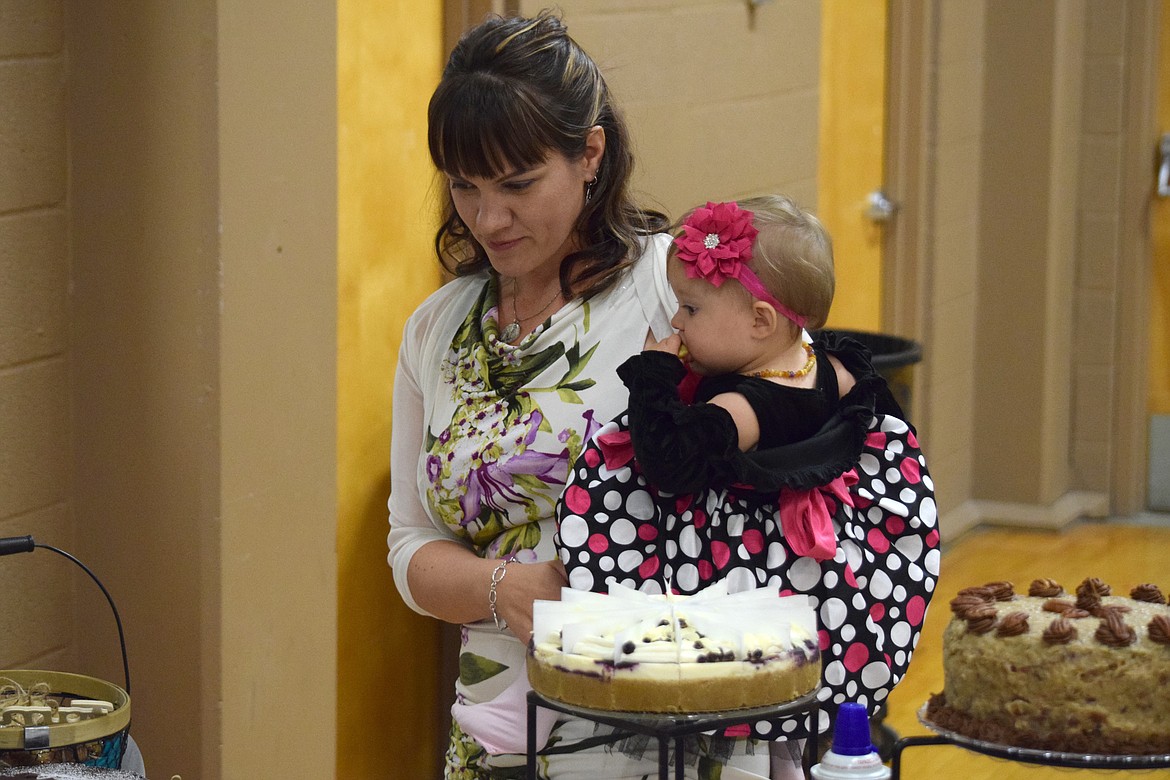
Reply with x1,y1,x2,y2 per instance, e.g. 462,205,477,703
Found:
532,582,817,665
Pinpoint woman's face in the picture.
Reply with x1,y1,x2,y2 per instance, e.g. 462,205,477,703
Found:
666,256,758,376
446,152,593,281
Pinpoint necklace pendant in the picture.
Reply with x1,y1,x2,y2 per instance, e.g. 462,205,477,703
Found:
501,320,521,343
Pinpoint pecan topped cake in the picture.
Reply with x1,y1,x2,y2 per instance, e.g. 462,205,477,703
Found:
527,582,820,713
926,577,1170,755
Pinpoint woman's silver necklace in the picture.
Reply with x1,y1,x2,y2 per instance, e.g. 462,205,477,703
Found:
501,280,562,343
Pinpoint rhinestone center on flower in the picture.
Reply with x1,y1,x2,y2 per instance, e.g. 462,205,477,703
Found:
703,233,720,250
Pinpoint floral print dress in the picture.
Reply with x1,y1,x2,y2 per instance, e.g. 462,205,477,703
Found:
390,237,772,778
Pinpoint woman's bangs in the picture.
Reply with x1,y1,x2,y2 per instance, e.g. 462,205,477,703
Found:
431,82,551,179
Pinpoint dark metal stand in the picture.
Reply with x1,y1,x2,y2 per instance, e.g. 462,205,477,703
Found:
891,733,1170,778
526,689,820,780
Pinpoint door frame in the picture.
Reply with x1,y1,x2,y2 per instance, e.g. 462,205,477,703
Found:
1114,1,1160,513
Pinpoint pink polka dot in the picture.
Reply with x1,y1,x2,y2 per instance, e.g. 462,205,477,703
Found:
843,642,870,672
926,529,940,548
867,431,888,449
885,516,905,536
697,560,714,581
693,509,707,530
867,528,890,554
564,485,591,514
583,448,600,468
742,528,764,554
907,595,927,626
870,603,885,622
900,457,921,483
818,628,830,650
907,431,919,448
637,523,658,541
675,496,690,514
712,541,731,569
638,556,659,579
588,534,609,553
844,565,858,588
723,724,750,738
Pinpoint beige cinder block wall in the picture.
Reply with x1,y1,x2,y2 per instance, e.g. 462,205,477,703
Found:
519,0,823,219
0,1,75,676
0,1,340,774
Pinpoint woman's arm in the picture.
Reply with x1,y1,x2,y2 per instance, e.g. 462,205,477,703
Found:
407,541,566,642
387,320,565,640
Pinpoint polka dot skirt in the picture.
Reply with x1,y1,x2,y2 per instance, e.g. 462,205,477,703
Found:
554,413,941,740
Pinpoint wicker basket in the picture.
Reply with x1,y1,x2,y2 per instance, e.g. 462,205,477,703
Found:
0,670,130,769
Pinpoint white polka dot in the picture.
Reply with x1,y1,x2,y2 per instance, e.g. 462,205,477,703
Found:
840,624,856,642
756,720,773,735
788,557,822,590
820,597,849,630
675,562,699,592
678,525,700,557
726,567,756,593
599,556,615,572
823,569,839,589
609,517,636,545
559,516,588,547
626,489,655,520
895,535,923,562
891,621,912,647
861,661,892,689
869,570,894,599
617,550,644,572
568,567,594,591
878,497,908,516
766,541,787,568
885,553,903,572
603,490,624,510
859,453,880,475
823,660,845,686
925,548,941,576
920,496,937,525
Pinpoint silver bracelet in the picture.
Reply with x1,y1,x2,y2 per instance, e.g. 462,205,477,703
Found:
488,556,517,631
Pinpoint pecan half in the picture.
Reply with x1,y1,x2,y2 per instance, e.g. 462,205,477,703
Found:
983,581,1015,601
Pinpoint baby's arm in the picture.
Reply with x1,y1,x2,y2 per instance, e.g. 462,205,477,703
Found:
617,352,740,494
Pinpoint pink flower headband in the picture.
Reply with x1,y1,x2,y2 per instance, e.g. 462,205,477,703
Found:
673,201,808,328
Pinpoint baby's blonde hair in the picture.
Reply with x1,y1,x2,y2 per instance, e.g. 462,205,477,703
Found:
737,194,834,334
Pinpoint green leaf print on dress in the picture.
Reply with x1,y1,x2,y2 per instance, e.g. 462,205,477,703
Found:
425,284,602,554
458,652,509,686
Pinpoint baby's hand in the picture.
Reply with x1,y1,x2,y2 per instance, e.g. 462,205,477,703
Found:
644,332,684,356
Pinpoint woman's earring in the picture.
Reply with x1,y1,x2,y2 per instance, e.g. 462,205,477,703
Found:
585,176,597,205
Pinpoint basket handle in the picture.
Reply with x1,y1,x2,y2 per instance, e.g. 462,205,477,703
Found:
1,535,131,695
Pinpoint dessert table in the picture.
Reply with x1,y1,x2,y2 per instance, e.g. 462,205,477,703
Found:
525,689,821,780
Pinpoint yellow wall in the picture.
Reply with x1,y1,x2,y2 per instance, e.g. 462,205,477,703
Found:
817,0,887,333
337,1,445,775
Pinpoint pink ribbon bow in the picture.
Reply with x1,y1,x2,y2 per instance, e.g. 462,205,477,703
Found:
596,429,636,471
778,470,858,561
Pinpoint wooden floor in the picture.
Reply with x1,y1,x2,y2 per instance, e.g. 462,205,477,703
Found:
879,518,1170,780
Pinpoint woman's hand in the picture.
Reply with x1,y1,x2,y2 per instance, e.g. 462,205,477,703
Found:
496,558,568,643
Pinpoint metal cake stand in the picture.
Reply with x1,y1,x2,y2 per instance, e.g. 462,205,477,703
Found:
888,703,1170,778
525,688,821,780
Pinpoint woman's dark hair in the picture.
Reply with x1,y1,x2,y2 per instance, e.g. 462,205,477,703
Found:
427,10,668,299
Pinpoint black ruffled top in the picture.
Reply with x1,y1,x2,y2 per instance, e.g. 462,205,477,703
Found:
615,331,905,495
